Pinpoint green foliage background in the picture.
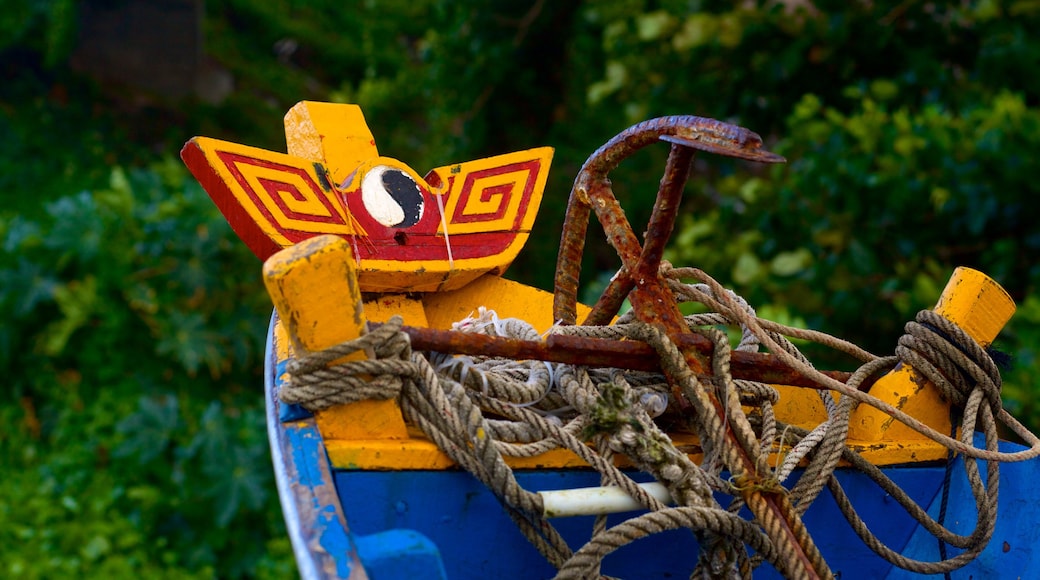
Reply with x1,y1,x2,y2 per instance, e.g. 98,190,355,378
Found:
3,1,1040,576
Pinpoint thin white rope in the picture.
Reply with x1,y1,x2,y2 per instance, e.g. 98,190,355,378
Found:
434,191,455,270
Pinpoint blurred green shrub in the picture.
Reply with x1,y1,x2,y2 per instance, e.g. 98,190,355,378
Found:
667,90,1040,352
5,1,1040,576
572,1,1040,430
0,163,290,577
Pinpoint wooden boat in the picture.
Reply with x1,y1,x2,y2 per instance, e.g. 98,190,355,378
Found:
182,102,1040,579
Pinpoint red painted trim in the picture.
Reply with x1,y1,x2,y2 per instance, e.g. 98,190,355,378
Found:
181,140,280,260
353,232,515,261
217,151,348,227
183,140,538,266
450,160,540,227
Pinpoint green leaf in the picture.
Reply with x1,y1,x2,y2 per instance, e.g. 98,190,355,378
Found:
115,395,181,464
81,535,111,561
635,11,676,41
38,276,99,356
587,60,628,105
869,79,899,102
770,248,813,277
732,252,762,285
673,13,714,51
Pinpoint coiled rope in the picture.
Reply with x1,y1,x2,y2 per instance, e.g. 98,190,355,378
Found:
279,266,1040,578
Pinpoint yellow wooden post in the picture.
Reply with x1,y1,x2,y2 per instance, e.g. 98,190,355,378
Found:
283,101,380,186
263,234,408,440
849,267,1016,442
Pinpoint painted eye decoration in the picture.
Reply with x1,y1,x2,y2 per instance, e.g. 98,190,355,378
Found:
360,165,425,228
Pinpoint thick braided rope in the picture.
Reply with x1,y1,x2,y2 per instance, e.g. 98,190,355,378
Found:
627,321,834,580
667,267,1040,463
281,312,790,575
279,265,1038,578
648,268,1019,574
549,341,757,574
280,319,413,407
399,351,576,568
443,311,681,522
749,345,1002,575
831,365,1001,573
818,409,1000,574
450,306,832,576
474,392,671,513
554,507,780,580
279,316,574,567
897,310,1003,412
661,269,1016,573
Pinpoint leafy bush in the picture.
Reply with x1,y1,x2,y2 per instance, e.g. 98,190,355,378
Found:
0,163,291,577
566,1,1040,394
5,1,1040,576
666,90,1040,353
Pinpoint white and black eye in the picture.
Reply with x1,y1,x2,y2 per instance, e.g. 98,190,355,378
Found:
360,166,425,228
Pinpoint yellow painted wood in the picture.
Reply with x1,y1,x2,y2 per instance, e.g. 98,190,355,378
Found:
185,136,359,247
270,246,1006,469
424,274,592,333
425,150,553,237
322,426,948,470
768,385,832,432
264,234,408,440
263,235,365,352
188,101,555,293
273,312,294,386
325,439,593,471
845,440,948,464
311,271,941,468
849,267,1016,442
283,101,379,187
349,146,556,293
363,294,430,327
289,263,980,469
308,273,594,469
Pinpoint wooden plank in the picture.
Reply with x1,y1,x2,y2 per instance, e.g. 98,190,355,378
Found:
265,315,370,580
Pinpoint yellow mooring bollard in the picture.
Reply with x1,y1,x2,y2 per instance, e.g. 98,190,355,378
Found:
849,267,1016,443
263,234,409,440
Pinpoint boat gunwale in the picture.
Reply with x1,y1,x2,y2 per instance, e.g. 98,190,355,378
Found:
266,312,368,580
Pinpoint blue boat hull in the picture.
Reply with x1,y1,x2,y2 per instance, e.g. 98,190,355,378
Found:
266,318,1040,579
